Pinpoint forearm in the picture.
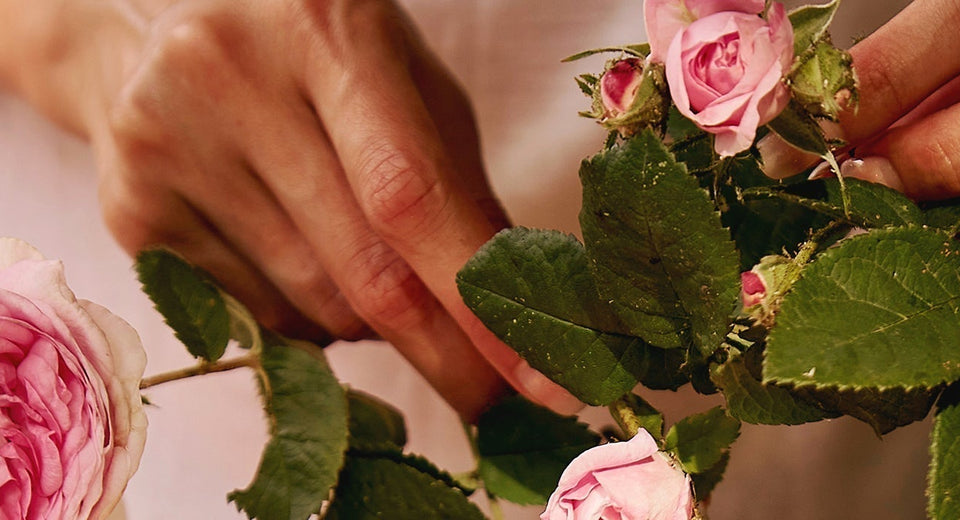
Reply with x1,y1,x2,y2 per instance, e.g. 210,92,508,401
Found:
0,0,145,137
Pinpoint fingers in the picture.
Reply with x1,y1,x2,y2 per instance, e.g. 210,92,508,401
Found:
97,163,329,341
242,85,512,419
847,100,960,200
297,2,582,414
760,0,960,179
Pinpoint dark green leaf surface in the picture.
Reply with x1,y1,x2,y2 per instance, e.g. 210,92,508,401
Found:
742,178,922,229
764,227,960,389
711,349,836,425
476,396,599,505
663,407,740,474
579,130,740,354
347,390,407,450
458,227,679,404
923,202,960,233
325,455,486,520
229,338,348,520
691,451,729,501
930,387,960,519
135,248,230,362
788,0,840,56
795,384,937,435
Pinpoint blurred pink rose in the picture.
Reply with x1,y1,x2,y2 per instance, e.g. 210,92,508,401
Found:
541,429,693,520
645,0,793,156
601,58,645,119
0,238,147,520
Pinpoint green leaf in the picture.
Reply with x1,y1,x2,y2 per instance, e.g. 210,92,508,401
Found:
742,178,923,229
922,201,960,233
325,455,486,520
691,451,729,500
764,227,960,389
609,393,665,440
562,43,650,62
663,407,740,474
228,336,348,520
930,386,960,519
579,129,741,354
788,0,841,57
766,100,829,157
794,384,937,435
711,348,837,425
135,248,230,362
347,390,407,450
457,227,683,404
476,396,599,506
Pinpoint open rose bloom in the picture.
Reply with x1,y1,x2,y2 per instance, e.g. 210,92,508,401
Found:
542,429,694,520
0,239,147,519
645,0,794,156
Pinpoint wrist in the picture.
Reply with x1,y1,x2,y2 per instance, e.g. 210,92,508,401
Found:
0,0,146,137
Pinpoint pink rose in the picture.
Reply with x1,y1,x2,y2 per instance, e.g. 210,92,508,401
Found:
541,429,693,520
601,59,645,119
644,0,765,62
645,0,794,156
740,269,767,308
0,238,147,520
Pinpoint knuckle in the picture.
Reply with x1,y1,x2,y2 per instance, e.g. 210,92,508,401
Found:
344,240,431,330
356,142,448,239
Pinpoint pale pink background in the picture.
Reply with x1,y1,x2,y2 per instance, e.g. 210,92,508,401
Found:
0,1,928,518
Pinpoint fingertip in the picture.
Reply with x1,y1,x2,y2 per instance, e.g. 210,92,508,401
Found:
512,361,585,416
839,156,905,192
756,133,820,179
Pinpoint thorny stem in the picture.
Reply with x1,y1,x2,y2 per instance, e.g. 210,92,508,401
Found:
794,219,847,267
139,354,259,389
610,396,642,439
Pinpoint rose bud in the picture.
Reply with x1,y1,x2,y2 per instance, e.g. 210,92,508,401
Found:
0,238,147,519
600,58,645,119
581,57,669,136
541,429,694,520
740,269,768,309
739,254,795,326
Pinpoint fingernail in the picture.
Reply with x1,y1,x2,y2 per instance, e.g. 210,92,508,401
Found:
757,133,820,179
840,157,905,192
512,361,584,415
807,161,835,180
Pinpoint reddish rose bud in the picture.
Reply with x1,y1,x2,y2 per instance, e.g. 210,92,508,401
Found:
600,58,644,119
740,270,767,308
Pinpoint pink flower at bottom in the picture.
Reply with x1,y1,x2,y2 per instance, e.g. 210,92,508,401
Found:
0,238,147,520
541,429,694,520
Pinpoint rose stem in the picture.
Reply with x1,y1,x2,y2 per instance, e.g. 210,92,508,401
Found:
139,354,259,389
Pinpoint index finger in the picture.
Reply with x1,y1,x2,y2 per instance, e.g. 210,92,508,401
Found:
299,2,582,413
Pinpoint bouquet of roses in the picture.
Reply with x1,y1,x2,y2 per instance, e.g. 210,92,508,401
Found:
5,0,960,519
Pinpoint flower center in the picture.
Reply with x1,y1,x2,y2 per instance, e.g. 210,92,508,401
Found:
694,33,744,96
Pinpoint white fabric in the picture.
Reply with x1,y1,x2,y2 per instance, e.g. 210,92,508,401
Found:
0,1,928,518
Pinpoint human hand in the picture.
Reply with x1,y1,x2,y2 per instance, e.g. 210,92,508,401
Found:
0,0,581,420
759,0,960,201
